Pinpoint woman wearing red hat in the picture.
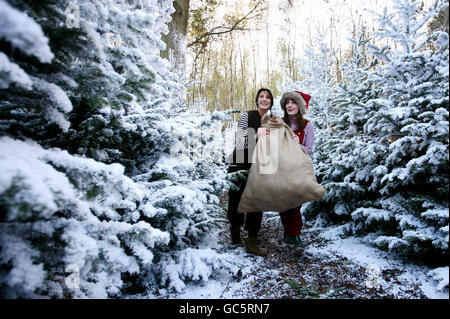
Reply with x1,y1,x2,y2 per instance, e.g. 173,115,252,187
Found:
279,90,315,254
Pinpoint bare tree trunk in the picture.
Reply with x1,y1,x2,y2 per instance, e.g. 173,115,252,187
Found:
210,50,218,109
224,45,229,109
239,37,248,110
206,48,212,109
250,32,257,101
229,34,234,110
292,35,297,81
161,0,190,73
199,49,207,104
266,18,270,85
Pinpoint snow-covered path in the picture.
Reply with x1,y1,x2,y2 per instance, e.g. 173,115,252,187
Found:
159,213,448,299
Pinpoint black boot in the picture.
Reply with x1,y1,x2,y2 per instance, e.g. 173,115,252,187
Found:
230,228,241,245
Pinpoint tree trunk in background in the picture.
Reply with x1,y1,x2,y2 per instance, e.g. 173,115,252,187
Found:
229,36,234,109
428,2,449,35
161,0,190,73
250,34,257,101
266,18,269,85
239,37,248,110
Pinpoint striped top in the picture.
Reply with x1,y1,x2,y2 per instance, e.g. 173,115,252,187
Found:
235,112,250,149
236,112,314,155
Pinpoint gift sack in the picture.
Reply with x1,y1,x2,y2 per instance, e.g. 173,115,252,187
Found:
237,114,325,213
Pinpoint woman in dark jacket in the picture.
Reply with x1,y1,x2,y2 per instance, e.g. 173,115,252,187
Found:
227,88,273,256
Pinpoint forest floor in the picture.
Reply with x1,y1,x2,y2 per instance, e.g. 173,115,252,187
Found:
213,220,428,299
159,195,448,300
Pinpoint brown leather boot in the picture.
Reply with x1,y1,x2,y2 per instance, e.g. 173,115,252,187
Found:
245,236,267,256
230,228,241,245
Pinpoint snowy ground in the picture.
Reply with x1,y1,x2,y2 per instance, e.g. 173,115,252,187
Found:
156,212,448,299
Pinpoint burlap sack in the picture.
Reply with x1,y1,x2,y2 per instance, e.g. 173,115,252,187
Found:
237,114,325,213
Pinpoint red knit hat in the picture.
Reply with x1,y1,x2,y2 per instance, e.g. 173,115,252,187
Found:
294,91,311,109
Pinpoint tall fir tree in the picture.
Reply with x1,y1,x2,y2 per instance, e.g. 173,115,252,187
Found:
302,23,386,226
304,0,449,265
0,0,236,298
356,0,449,262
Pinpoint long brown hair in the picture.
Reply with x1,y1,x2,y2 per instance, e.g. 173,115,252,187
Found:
283,100,307,130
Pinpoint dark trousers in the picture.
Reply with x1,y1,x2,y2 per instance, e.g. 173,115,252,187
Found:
227,178,262,237
280,206,303,237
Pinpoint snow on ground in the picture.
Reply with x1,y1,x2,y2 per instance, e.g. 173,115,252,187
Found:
309,233,449,299
153,227,261,299
155,213,448,299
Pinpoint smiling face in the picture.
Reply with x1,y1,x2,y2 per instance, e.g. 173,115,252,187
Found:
285,99,299,116
257,90,272,110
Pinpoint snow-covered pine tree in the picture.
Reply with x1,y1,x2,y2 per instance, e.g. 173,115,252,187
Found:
133,106,238,294
302,22,387,226
296,26,337,134
306,0,449,265
330,23,380,137
353,0,449,263
0,0,237,298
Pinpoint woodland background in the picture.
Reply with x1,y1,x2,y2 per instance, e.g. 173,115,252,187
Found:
0,0,448,298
